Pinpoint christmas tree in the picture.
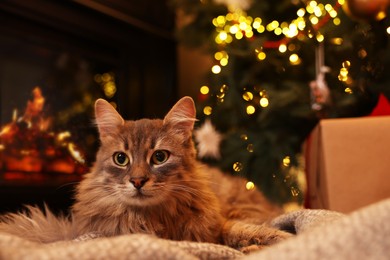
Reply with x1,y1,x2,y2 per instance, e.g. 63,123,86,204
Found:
172,0,390,205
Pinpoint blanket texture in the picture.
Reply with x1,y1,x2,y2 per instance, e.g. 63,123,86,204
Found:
1,198,389,259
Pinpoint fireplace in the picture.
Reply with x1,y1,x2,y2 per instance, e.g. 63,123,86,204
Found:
0,0,176,213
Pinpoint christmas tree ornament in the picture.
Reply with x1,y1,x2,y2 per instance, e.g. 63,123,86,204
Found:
342,0,389,21
310,43,331,112
194,120,222,159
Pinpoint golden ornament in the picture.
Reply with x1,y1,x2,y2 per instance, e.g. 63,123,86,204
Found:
342,0,389,21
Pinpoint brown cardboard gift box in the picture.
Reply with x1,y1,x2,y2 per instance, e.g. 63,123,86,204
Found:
305,116,390,213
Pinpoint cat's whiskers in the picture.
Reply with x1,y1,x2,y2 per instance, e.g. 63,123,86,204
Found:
168,184,205,198
170,178,218,186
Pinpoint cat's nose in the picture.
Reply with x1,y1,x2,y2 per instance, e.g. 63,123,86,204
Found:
130,177,149,189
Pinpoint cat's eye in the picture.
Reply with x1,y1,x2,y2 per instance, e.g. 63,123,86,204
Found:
113,152,129,166
151,150,170,165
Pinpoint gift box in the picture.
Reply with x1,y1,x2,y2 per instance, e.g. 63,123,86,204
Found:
305,116,390,213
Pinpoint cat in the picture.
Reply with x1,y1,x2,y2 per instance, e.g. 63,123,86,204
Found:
0,97,292,252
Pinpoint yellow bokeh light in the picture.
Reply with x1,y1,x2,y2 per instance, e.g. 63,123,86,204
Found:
239,22,248,31
283,156,291,167
235,31,244,39
297,8,306,17
230,25,239,34
257,51,266,60
220,58,228,66
340,68,348,77
212,65,221,74
203,106,212,115
243,91,254,101
214,51,223,60
387,27,390,34
329,10,337,18
246,181,255,190
253,19,261,29
200,86,209,95
257,25,265,33
309,1,318,8
331,37,343,45
306,5,314,14
246,105,256,114
314,6,322,17
279,44,287,53
289,54,301,65
297,20,306,30
259,97,269,107
274,27,282,35
316,34,324,42
102,73,112,82
219,31,228,41
333,17,341,25
103,82,117,98
216,15,226,26
345,88,353,94
245,30,254,38
342,60,351,68
310,16,319,25
226,13,233,21
233,162,243,172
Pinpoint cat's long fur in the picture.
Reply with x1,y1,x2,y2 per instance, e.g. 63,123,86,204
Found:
0,97,291,251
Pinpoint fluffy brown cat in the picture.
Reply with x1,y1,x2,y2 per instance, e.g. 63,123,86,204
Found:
0,97,291,252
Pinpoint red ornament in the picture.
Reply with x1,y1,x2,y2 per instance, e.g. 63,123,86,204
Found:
342,0,389,21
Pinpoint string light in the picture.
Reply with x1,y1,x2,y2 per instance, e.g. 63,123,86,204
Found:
200,86,209,95
242,91,254,101
246,181,255,190
279,44,287,53
345,87,353,94
259,97,269,107
207,0,344,81
94,72,117,99
256,51,266,61
203,106,212,115
211,65,221,74
233,162,243,172
246,105,256,114
289,54,301,65
338,60,351,82
283,156,291,167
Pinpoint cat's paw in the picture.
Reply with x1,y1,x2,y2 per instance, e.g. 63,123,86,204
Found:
223,221,293,253
237,228,292,253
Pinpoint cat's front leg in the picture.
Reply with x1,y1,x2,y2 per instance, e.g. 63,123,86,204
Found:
222,220,293,253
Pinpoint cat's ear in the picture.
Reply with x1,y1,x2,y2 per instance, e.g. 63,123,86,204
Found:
163,96,197,135
94,99,124,137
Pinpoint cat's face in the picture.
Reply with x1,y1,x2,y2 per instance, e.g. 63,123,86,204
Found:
88,97,197,208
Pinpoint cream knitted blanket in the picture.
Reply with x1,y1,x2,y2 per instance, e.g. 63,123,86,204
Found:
1,198,389,259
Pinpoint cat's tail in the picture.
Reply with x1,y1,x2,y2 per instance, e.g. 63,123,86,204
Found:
0,204,75,243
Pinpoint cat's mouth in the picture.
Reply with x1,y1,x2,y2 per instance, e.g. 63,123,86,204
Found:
133,190,153,199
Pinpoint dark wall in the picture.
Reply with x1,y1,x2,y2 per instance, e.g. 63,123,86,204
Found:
0,0,177,119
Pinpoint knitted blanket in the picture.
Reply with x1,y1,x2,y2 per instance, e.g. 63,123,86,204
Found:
1,198,389,260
